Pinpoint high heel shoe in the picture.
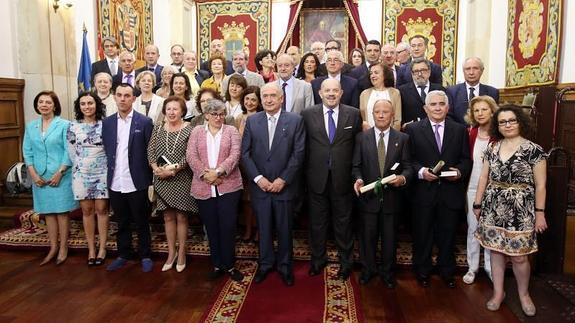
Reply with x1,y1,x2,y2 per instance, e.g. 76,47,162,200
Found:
162,255,177,272
520,297,536,316
40,250,57,266
486,292,506,311
176,255,186,273
56,248,68,266
95,250,107,266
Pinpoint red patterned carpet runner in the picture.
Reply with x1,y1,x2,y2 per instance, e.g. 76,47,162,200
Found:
0,210,469,267
201,260,363,323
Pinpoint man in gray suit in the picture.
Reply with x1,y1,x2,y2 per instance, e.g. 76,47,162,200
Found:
276,54,313,114
302,78,362,280
241,83,306,286
221,50,265,97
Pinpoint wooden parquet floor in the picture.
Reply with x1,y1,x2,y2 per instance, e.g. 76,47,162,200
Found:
0,250,521,323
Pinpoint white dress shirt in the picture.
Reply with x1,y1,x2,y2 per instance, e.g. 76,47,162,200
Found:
322,105,339,138
278,77,294,112
253,111,281,184
111,109,137,193
205,124,222,197
418,119,446,179
107,57,118,76
374,126,390,153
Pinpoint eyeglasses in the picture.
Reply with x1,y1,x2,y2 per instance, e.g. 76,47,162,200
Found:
209,112,226,118
326,58,341,63
498,118,518,126
412,69,429,75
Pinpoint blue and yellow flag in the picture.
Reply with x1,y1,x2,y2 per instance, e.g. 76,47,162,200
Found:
77,27,92,93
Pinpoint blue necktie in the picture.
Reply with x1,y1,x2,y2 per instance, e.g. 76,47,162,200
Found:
328,109,336,143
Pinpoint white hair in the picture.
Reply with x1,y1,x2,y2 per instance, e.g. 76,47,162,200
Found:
425,90,449,106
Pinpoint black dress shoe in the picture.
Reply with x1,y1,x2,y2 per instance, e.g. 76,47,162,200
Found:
338,268,352,281
228,269,244,282
442,276,456,288
359,271,375,285
308,264,326,277
254,269,271,283
281,272,294,287
87,258,96,267
417,274,430,287
208,268,226,280
382,274,397,289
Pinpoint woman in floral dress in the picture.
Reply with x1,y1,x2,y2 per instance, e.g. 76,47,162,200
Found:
67,92,109,266
473,105,548,316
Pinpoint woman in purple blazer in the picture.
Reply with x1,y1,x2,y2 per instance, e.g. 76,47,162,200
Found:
186,98,244,282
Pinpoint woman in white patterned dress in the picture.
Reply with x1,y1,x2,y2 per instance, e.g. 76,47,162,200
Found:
67,92,109,266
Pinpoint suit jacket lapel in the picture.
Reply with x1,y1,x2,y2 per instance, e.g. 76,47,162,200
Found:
290,81,300,112
43,117,60,141
441,120,455,156
268,111,286,156
314,107,330,144
409,83,424,104
366,128,380,175
334,106,349,143
422,119,440,155
128,112,137,149
383,129,399,174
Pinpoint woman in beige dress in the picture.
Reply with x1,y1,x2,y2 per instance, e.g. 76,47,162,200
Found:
359,63,401,130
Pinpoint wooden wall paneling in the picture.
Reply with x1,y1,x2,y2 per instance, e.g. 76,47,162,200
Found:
0,78,25,200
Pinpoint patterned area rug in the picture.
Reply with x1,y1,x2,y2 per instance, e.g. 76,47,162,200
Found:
200,260,363,323
0,210,468,266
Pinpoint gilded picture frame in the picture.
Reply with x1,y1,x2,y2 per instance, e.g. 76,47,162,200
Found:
300,9,349,60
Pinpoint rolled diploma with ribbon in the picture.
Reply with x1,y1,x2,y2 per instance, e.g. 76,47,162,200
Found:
359,174,397,194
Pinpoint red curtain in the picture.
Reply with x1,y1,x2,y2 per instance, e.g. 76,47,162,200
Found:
276,0,369,54
276,0,304,53
343,0,367,49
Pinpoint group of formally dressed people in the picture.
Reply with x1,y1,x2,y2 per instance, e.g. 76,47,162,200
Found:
23,34,547,316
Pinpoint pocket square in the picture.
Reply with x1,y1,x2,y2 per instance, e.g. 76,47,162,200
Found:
344,126,352,129
135,129,142,133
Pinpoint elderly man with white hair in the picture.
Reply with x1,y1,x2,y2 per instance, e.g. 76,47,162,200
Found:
447,57,500,124
311,50,359,108
404,90,471,289
221,50,265,97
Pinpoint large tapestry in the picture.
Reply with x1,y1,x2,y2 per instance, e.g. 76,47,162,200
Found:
196,0,271,72
382,0,458,86
97,0,154,61
505,0,562,88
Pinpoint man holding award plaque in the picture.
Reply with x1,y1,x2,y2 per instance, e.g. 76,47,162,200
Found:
404,90,471,288
352,99,412,288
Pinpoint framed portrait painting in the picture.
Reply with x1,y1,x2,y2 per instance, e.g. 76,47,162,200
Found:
300,9,349,60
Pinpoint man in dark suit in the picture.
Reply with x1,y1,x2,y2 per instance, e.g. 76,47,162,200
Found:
200,39,234,76
241,82,306,286
91,36,120,85
396,35,443,87
352,99,413,288
169,44,185,72
447,57,500,124
404,90,471,288
349,40,382,92
317,40,354,76
311,50,359,108
302,78,362,280
399,58,446,126
380,43,399,87
135,44,163,92
112,51,141,96
102,84,154,273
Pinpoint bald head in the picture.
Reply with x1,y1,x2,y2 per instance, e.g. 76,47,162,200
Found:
286,46,301,66
319,78,343,108
381,43,397,67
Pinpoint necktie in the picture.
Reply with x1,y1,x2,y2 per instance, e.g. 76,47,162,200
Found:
268,115,276,150
110,60,117,76
418,85,426,103
434,123,442,152
327,109,336,144
148,67,155,72
378,131,386,176
469,87,476,101
125,74,133,86
282,82,288,111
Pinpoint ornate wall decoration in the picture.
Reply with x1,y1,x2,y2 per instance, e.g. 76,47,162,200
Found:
300,9,349,59
97,0,153,61
382,0,458,86
196,0,271,71
506,0,562,88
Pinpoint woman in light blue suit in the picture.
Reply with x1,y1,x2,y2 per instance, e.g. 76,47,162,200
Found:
23,91,78,266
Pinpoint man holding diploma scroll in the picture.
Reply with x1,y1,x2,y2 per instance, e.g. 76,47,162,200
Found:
404,90,471,288
352,99,412,288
